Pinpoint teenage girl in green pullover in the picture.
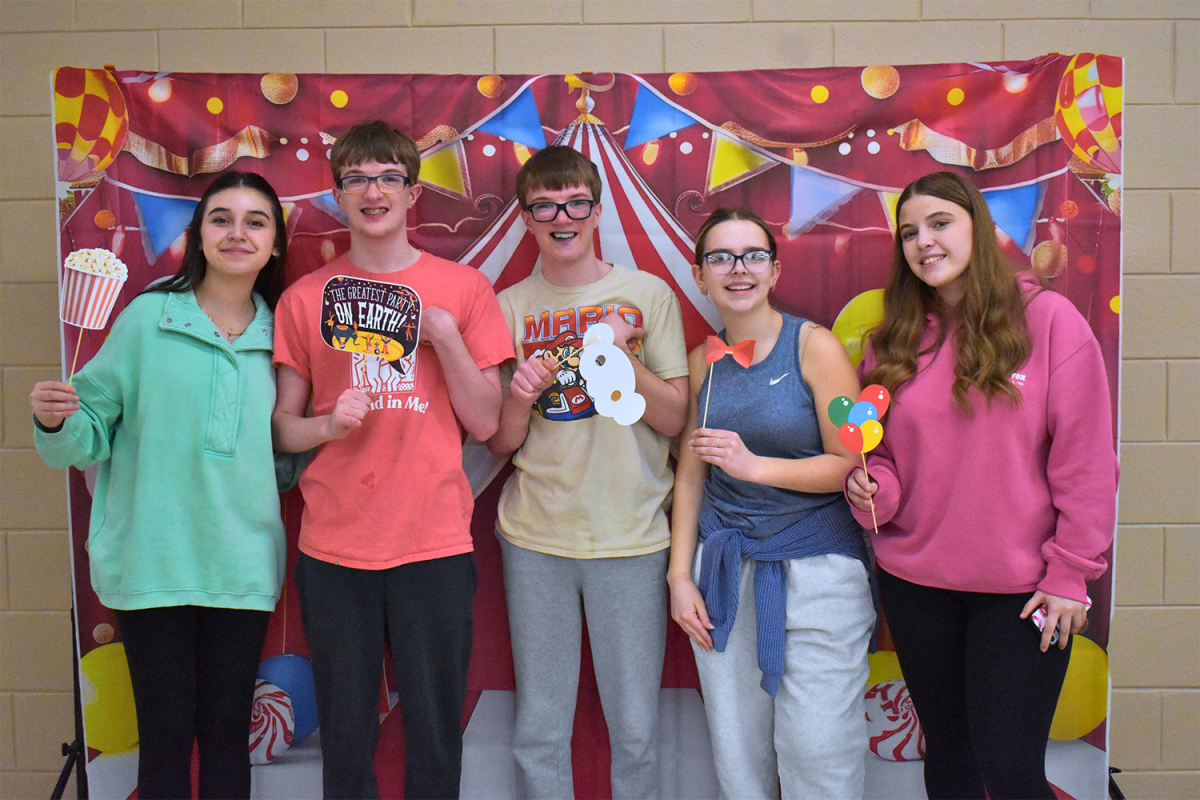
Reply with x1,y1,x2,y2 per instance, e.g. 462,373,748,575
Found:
31,172,290,799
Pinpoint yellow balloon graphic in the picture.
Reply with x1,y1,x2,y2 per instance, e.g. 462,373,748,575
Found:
867,650,904,685
1050,635,1109,740
860,420,883,452
80,643,139,752
832,289,885,367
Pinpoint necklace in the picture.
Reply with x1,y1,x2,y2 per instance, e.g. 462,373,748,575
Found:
196,298,250,342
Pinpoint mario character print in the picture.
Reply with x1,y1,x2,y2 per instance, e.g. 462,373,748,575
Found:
527,330,595,421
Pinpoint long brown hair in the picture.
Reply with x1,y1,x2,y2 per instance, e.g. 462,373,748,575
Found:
865,171,1032,411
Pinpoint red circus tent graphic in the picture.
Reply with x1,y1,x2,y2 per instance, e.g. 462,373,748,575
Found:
458,111,721,348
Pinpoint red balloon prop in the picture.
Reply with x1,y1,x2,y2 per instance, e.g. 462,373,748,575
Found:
860,384,891,417
838,423,864,453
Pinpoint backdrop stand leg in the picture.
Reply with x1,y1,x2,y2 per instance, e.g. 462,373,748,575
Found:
51,606,88,800
1107,767,1125,800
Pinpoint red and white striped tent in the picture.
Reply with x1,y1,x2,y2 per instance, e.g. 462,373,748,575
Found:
458,111,722,340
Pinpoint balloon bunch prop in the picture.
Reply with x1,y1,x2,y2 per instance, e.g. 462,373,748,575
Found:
701,336,755,428
830,384,891,533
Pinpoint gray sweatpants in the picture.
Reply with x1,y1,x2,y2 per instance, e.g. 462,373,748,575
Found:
501,538,668,800
693,548,874,800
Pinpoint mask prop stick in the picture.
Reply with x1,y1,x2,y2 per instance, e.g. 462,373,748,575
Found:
830,384,891,533
702,336,755,428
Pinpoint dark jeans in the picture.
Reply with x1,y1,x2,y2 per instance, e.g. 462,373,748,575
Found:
878,569,1072,800
295,551,477,800
115,605,271,800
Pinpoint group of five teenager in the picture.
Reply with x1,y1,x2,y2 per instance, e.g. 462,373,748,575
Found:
31,118,1116,800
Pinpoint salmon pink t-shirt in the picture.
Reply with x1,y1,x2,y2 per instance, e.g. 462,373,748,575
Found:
273,252,513,569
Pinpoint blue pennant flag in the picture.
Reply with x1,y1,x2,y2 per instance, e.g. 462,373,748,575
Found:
982,182,1045,253
310,191,348,227
624,85,698,150
787,167,860,236
132,192,198,260
478,89,547,150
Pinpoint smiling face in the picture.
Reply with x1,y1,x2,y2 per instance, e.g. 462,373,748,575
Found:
692,219,780,315
521,183,601,269
334,159,422,242
898,193,974,306
199,187,279,282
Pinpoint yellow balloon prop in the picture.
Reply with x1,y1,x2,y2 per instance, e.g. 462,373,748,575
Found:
1050,635,1109,740
860,420,884,451
80,643,139,753
832,289,885,367
867,650,904,685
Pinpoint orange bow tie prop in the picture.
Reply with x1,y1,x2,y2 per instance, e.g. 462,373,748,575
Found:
701,336,755,428
704,336,755,368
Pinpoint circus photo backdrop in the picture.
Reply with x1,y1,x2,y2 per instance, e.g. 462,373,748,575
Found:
51,55,1122,799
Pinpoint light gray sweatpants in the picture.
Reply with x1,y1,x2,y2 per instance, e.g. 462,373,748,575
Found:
693,548,874,800
501,538,668,800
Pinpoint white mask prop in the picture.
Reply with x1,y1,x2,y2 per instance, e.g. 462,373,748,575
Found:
579,323,646,426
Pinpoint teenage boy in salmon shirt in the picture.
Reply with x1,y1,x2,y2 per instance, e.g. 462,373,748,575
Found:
272,119,514,800
487,145,690,799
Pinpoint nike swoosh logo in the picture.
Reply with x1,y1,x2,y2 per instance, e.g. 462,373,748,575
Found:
769,373,789,385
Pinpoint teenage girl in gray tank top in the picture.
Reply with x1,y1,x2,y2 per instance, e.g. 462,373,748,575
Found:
668,208,876,799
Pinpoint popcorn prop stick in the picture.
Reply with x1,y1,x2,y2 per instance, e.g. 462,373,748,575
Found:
59,248,129,384
68,331,85,385
831,384,891,534
702,336,755,429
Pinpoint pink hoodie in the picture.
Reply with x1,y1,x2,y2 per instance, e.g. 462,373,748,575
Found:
849,276,1117,602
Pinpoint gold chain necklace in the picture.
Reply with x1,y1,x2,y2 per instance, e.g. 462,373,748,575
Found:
196,298,250,341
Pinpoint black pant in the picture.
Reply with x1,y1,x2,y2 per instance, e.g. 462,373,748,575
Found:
115,605,271,800
295,552,476,800
878,569,1072,800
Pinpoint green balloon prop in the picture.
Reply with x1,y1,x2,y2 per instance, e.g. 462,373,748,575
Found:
829,396,853,428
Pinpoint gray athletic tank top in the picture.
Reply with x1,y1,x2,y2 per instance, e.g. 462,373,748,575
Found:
700,313,847,540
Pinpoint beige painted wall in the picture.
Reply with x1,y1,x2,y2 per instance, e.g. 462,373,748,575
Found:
1,1,1196,798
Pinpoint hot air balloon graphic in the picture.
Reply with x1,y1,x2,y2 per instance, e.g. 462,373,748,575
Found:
1054,53,1122,175
54,67,130,225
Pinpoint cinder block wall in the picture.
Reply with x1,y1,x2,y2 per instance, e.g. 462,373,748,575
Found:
1,1,1196,797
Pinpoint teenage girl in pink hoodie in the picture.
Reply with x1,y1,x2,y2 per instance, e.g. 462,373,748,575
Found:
846,172,1117,800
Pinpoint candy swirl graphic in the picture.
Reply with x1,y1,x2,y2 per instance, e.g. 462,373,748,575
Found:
864,679,926,762
249,679,295,765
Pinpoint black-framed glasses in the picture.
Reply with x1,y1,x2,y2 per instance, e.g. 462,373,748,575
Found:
702,249,775,274
336,173,412,193
524,199,596,222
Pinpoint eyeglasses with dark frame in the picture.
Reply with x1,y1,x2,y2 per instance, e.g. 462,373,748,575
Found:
702,249,776,274
336,173,412,193
523,199,597,223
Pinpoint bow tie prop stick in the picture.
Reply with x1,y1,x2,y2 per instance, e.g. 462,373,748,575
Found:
829,384,891,533
59,248,129,383
702,336,755,428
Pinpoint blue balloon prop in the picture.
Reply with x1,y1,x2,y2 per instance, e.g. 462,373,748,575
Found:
258,654,319,743
848,400,879,426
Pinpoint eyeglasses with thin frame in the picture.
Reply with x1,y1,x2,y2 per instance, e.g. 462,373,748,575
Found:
336,173,412,193
524,199,597,223
702,249,775,274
